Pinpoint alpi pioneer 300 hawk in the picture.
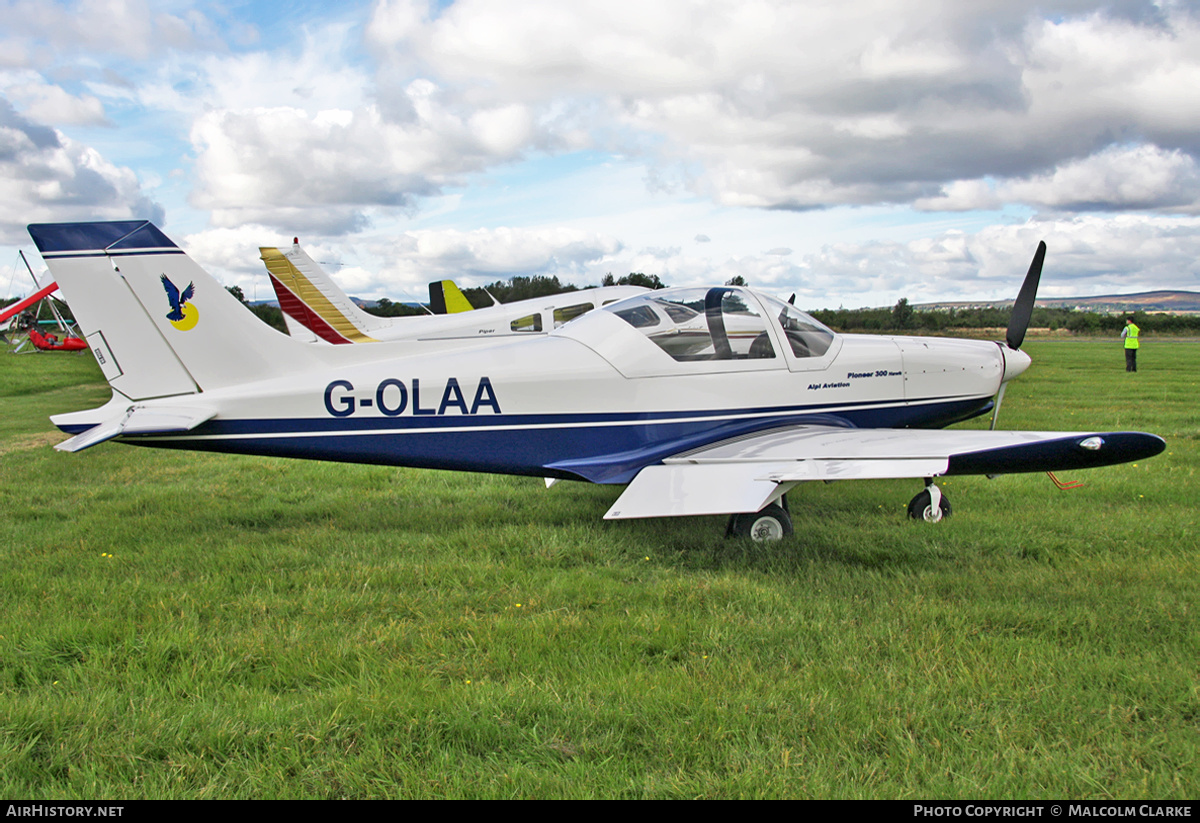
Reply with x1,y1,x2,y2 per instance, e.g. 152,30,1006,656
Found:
29,221,1164,541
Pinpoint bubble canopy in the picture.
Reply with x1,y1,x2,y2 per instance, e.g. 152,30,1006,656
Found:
604,286,835,363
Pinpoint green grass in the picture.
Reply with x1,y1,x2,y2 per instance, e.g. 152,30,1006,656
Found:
0,342,1196,798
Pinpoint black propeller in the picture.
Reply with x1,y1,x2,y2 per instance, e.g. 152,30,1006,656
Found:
991,241,1045,431
1006,241,1045,350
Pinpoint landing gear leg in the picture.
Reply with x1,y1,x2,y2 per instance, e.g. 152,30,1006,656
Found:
908,478,951,522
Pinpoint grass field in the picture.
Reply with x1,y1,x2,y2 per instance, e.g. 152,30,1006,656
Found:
0,339,1196,799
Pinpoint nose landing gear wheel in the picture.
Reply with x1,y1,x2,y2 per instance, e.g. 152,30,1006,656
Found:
907,489,952,522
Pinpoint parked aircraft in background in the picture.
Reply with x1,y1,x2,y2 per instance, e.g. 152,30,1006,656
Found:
30,221,1164,541
0,281,60,327
1,252,87,352
259,240,647,345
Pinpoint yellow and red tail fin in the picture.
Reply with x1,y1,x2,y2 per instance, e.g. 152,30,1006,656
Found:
260,243,380,344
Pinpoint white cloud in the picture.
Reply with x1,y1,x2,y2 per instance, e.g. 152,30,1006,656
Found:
788,215,1200,308
0,71,108,125
182,222,624,297
188,74,544,231
177,205,1200,314
180,224,291,281
1004,145,1200,212
357,0,1200,214
0,96,161,245
0,0,221,62
364,225,623,288
918,145,1200,213
8,1,1200,310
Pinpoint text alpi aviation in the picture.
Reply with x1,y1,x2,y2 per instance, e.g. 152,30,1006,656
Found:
30,221,1163,541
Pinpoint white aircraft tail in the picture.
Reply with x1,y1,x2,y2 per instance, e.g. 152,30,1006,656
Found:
29,221,320,401
260,242,388,343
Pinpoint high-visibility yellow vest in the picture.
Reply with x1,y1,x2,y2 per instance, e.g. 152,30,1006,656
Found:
1124,323,1140,349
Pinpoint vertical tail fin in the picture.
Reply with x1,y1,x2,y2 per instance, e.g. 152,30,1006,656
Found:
259,243,381,343
428,280,476,314
29,221,319,399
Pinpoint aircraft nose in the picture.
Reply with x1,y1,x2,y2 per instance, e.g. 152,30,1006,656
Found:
1002,346,1032,382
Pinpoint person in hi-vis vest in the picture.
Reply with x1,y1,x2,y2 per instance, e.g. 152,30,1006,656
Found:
1121,317,1140,372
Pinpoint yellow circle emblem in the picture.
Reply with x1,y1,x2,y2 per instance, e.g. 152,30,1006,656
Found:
170,302,199,331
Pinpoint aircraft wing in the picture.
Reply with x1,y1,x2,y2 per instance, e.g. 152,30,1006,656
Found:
603,425,1166,520
0,281,58,325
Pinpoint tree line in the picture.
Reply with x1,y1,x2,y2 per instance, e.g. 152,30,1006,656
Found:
458,272,666,308
811,299,1200,335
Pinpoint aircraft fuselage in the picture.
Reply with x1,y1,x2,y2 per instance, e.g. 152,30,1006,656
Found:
56,308,1017,485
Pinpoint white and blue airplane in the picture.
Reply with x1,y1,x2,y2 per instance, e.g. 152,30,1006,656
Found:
259,240,648,344
29,220,1165,541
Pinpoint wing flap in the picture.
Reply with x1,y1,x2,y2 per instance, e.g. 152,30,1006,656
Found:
605,463,786,519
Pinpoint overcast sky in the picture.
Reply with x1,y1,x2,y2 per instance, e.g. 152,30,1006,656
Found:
3,0,1200,309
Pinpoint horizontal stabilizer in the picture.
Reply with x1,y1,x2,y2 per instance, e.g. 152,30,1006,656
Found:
55,405,216,453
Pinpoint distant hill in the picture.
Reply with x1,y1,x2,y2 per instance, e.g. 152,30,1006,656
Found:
920,290,1200,314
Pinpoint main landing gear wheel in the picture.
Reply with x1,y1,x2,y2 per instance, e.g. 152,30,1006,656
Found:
907,488,952,522
726,503,794,542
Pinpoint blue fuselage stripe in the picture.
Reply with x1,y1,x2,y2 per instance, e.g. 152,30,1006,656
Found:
107,397,993,484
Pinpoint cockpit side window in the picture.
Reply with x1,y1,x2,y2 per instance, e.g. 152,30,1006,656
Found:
760,295,835,358
510,313,543,332
553,302,594,328
714,290,775,360
613,304,660,328
662,304,697,324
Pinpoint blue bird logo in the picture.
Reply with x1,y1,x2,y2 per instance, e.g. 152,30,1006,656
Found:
161,274,198,330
